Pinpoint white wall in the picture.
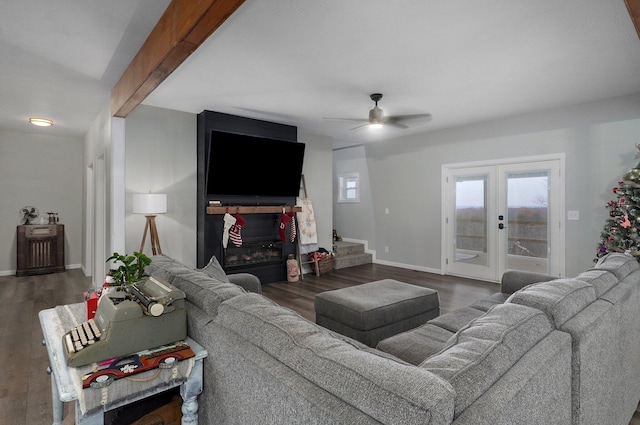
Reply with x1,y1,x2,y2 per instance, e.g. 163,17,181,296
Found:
334,93,640,278
298,131,334,252
0,130,84,274
333,144,376,248
124,105,198,266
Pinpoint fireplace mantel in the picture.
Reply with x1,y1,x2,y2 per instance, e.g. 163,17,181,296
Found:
206,205,301,215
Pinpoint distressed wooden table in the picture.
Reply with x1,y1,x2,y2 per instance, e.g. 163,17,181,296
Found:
39,303,207,425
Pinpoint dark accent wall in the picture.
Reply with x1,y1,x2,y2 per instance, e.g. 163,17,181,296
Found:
197,110,298,283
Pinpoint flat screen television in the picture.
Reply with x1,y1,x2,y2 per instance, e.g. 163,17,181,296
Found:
206,130,305,197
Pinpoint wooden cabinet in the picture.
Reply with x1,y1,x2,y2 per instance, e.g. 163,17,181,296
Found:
16,224,65,276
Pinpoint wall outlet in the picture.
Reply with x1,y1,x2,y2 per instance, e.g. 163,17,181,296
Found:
567,210,580,221
384,246,389,253
385,208,390,215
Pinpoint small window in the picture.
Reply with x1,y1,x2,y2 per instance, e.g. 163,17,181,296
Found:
338,172,360,203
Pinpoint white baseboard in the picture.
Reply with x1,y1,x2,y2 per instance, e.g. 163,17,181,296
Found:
373,258,443,275
0,263,83,277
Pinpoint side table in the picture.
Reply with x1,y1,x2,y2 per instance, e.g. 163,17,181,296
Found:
39,303,208,425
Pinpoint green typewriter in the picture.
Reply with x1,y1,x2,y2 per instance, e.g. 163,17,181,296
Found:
63,276,187,367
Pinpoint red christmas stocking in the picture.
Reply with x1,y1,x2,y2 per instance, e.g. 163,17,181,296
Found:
288,211,297,242
229,213,246,247
278,213,291,242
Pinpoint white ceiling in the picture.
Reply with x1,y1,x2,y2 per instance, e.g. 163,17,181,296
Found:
0,0,170,138
2,1,640,149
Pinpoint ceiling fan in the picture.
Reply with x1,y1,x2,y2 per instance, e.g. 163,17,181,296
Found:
325,93,432,130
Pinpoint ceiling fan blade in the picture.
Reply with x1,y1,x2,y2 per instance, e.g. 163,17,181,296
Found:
324,117,369,123
391,113,433,125
384,121,409,129
349,123,372,131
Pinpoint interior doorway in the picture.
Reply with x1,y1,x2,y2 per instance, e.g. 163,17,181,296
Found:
442,155,565,282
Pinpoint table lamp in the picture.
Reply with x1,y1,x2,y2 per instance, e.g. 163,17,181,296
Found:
133,193,167,255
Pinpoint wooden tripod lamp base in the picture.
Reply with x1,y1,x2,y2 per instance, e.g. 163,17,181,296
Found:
133,193,167,256
139,215,162,255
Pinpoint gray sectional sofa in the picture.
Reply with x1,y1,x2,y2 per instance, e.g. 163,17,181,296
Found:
147,253,640,425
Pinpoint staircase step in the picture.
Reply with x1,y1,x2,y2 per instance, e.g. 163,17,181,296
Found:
333,241,372,270
334,241,365,256
334,252,373,270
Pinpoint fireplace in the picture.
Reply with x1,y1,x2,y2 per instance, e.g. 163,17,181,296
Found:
196,109,299,283
201,209,296,284
224,240,283,269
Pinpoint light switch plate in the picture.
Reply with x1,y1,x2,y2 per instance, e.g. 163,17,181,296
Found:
567,210,580,220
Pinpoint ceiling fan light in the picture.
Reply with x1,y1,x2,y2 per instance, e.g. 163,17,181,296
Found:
369,106,384,122
369,123,383,129
29,118,53,127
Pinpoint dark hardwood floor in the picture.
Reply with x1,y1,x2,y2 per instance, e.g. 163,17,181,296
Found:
1,264,638,424
261,263,498,322
0,269,88,425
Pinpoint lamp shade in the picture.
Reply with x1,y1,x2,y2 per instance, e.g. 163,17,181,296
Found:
133,193,167,214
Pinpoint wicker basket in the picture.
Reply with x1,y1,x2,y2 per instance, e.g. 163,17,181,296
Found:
311,255,334,275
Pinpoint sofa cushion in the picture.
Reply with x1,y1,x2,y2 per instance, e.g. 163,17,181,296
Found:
170,269,245,314
227,273,262,294
147,255,245,317
377,323,454,366
593,253,639,281
198,255,230,283
149,265,193,287
216,293,456,424
468,292,510,312
428,307,485,333
575,269,618,298
147,255,193,286
506,278,596,328
500,270,556,294
420,303,553,419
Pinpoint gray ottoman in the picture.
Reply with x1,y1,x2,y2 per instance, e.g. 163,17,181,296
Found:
315,279,440,347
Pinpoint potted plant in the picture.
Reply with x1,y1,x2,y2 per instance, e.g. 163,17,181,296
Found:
106,251,151,286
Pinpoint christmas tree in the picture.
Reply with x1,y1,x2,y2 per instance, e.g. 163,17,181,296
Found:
596,144,640,261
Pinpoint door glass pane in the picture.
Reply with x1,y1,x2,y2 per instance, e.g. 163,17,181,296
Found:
455,175,489,266
506,171,549,273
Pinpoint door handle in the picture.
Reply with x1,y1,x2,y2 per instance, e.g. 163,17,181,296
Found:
498,223,505,230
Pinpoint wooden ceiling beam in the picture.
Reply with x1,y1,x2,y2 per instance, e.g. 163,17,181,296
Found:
626,0,640,39
111,0,245,118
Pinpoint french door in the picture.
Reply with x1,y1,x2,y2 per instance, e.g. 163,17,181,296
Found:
443,157,564,282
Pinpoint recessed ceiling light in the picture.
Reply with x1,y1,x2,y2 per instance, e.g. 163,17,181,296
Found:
29,118,53,127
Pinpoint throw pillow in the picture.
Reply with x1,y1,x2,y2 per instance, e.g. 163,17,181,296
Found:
199,255,230,283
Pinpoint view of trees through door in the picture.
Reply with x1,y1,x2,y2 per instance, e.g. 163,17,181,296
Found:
444,157,564,282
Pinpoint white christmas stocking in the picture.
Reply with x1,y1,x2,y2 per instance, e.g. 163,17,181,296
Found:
222,213,236,248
